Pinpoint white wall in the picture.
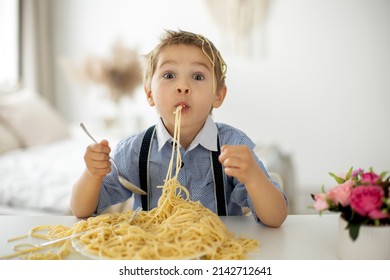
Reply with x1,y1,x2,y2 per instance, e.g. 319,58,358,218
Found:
51,0,390,193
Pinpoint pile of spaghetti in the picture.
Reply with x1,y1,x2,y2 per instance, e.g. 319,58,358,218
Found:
71,179,258,260
4,106,259,260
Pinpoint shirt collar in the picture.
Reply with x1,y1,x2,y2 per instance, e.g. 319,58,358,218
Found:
155,116,218,152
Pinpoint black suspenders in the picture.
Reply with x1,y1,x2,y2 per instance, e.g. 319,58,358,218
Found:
139,125,227,216
138,125,155,212
211,141,227,216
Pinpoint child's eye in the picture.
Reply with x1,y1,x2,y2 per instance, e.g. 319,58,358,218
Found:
193,74,205,81
163,72,175,79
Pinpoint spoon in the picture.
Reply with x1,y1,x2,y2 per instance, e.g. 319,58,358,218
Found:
79,122,147,195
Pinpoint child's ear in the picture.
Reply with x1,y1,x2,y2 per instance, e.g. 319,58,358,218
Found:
144,85,155,106
212,86,227,109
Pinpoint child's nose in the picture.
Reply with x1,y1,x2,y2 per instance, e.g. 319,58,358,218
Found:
176,81,190,95
176,87,190,94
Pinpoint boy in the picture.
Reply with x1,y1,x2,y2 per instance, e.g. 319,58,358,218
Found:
71,30,287,227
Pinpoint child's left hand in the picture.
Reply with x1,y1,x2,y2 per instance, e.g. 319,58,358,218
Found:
218,145,260,185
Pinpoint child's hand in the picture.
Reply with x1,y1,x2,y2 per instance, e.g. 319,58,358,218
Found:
84,139,112,180
218,145,260,185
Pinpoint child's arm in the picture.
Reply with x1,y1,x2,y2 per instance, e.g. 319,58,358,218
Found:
70,140,111,218
219,145,288,227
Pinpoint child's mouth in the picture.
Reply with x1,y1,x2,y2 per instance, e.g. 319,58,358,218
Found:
175,103,189,111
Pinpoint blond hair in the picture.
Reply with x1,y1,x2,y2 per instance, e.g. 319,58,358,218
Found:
144,30,227,92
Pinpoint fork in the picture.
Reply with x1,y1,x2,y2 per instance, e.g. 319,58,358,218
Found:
79,122,147,195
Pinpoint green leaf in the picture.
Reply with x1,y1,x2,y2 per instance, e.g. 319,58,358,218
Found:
347,223,360,241
345,166,353,180
379,171,388,180
329,172,345,184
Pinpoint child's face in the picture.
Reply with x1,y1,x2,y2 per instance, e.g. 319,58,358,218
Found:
145,44,226,135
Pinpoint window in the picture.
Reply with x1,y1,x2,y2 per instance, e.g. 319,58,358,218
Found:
0,0,20,92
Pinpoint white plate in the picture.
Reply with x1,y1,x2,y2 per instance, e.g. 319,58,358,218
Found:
71,239,108,260
72,238,207,260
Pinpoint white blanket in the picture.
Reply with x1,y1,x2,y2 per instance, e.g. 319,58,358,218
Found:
0,137,85,214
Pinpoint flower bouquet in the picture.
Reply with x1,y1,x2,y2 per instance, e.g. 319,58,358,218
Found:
311,167,390,241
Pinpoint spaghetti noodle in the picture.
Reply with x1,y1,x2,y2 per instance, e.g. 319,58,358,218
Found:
3,106,259,260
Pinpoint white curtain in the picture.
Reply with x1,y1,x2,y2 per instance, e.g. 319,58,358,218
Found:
20,0,55,104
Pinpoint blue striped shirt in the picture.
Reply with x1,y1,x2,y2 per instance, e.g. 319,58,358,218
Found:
97,116,286,223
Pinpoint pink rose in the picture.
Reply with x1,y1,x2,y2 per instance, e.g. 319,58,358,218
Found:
361,172,380,185
350,185,387,219
313,193,329,211
328,179,353,207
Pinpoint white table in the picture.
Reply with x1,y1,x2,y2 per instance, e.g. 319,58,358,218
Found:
0,214,339,260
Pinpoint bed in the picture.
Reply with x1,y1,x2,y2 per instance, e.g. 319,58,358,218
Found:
0,90,85,214
0,89,294,215
0,134,84,215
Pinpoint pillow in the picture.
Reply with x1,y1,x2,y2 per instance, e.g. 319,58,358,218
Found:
0,90,70,148
0,121,22,153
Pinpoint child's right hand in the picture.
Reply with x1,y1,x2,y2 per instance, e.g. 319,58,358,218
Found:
84,139,112,180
